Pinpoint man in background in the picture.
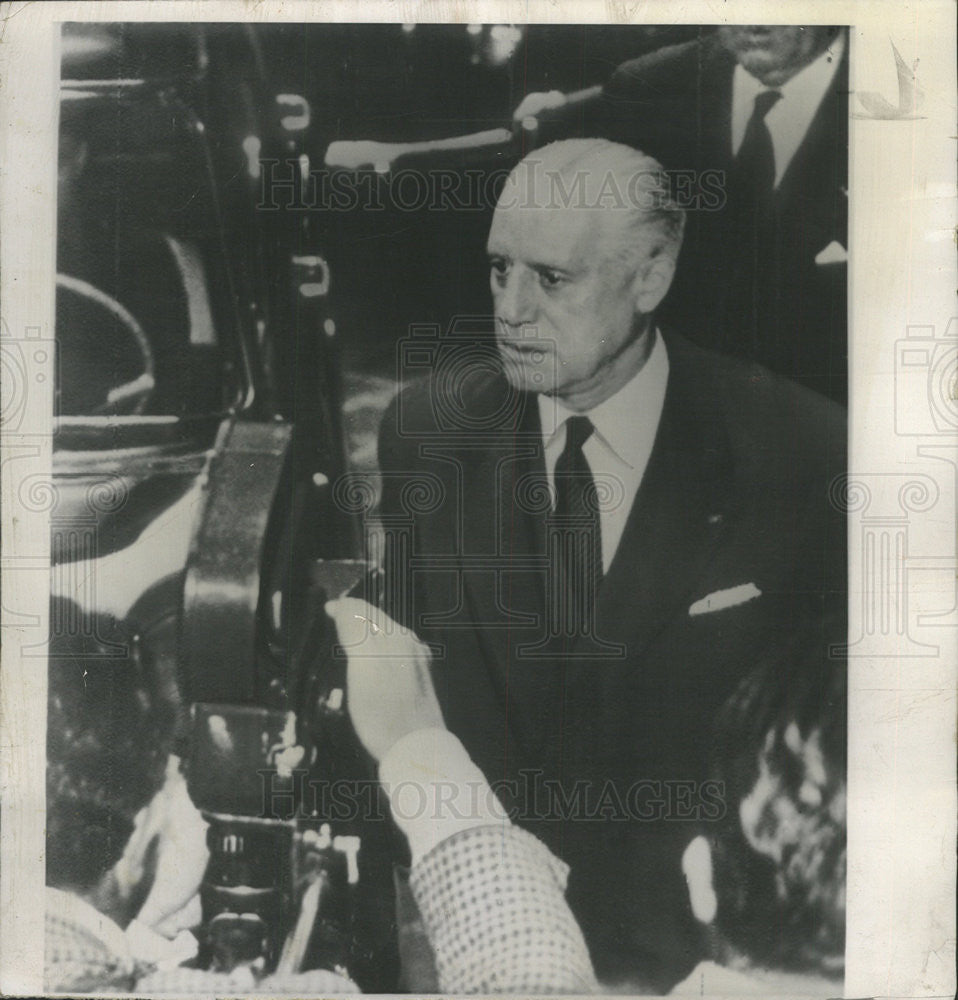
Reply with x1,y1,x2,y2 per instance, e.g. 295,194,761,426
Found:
517,26,849,403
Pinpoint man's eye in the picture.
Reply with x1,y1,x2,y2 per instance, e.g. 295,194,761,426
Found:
538,269,563,288
490,259,510,279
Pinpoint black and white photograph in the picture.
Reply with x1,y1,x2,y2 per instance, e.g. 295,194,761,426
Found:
0,3,954,998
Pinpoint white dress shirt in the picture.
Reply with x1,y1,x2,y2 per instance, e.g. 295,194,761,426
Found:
537,329,669,573
731,30,846,188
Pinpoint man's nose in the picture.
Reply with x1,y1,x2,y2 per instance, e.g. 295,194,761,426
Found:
495,268,536,327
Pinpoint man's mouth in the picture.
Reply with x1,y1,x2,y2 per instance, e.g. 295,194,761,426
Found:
498,340,549,366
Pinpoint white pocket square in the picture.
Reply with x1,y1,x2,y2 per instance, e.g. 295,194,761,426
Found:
689,583,762,616
814,240,847,265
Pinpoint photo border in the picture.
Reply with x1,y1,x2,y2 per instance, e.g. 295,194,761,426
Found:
2,2,955,996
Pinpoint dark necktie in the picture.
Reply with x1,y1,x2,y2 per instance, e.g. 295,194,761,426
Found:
549,415,603,640
732,89,782,211
723,89,782,353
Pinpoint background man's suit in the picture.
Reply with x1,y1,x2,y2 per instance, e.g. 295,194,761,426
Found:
378,332,846,991
599,34,849,404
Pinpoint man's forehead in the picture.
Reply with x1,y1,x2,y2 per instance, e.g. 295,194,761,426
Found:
487,198,599,265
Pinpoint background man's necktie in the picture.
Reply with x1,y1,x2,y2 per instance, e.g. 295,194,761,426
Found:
732,89,782,210
549,415,602,640
726,88,782,354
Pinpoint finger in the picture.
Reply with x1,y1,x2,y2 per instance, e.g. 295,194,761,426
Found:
325,597,382,647
326,596,390,630
327,597,422,650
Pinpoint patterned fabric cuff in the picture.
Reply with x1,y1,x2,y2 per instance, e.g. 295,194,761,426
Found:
45,886,136,993
408,824,598,994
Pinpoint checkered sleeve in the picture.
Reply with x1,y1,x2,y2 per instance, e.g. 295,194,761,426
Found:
408,824,599,994
45,888,136,993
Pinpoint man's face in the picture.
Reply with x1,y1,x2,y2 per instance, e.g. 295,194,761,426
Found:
718,26,837,86
486,188,645,406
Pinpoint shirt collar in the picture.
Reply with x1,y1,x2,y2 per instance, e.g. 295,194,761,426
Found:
538,329,669,470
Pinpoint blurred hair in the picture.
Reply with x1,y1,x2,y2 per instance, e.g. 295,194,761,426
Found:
46,625,175,895
707,635,846,977
500,138,686,273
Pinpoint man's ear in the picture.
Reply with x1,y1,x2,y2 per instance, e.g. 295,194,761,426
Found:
632,252,677,315
682,835,718,925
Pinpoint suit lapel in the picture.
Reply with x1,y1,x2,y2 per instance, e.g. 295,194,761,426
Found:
586,334,735,660
777,45,849,229
459,382,547,673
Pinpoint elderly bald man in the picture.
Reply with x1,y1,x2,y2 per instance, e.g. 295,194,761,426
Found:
375,138,845,991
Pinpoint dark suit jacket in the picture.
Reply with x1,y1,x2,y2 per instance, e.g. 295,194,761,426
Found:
598,33,849,404
378,332,846,991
